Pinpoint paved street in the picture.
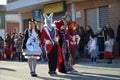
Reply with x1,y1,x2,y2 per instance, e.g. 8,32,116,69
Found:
0,60,120,80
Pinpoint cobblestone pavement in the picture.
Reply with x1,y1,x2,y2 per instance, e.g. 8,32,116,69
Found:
0,60,120,80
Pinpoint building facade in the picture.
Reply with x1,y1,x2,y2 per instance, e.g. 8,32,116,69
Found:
6,0,120,57
0,5,6,39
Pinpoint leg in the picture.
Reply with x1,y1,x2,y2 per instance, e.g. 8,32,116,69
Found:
32,58,37,73
91,57,94,63
118,42,120,57
108,58,112,64
28,58,33,73
48,45,57,74
31,58,37,77
94,57,96,62
70,47,77,72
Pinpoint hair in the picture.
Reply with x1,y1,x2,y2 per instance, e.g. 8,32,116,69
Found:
87,25,92,31
29,19,39,34
90,33,95,38
79,26,84,33
107,34,112,38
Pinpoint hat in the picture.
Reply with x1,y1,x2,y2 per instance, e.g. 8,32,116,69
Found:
54,20,64,30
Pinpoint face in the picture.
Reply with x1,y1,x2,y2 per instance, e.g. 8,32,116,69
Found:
46,20,51,27
79,28,82,33
29,22,35,29
31,22,35,29
86,26,90,31
106,24,110,29
89,36,92,40
107,35,110,39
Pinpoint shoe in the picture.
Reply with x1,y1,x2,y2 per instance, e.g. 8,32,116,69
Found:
53,71,57,75
31,73,37,77
71,68,77,72
93,62,97,64
31,72,37,77
48,71,57,76
107,62,112,64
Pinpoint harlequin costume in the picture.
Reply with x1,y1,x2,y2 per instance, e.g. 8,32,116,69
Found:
54,20,71,73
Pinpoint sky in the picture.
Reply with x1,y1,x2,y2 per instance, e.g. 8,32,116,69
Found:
0,0,7,5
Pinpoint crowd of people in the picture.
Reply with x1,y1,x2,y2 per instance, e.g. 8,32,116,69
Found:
0,12,120,77
0,32,24,61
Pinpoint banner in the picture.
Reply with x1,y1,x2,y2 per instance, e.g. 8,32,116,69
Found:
44,1,66,14
32,10,41,21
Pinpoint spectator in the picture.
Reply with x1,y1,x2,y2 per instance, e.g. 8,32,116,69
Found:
105,24,114,39
0,36,4,59
5,33,12,60
78,26,85,58
104,34,114,64
84,25,94,58
116,24,120,57
96,28,105,59
88,34,98,64
14,34,23,61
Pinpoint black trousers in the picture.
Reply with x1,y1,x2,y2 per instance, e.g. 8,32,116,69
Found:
48,44,57,72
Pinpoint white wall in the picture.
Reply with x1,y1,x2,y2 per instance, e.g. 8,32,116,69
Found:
6,0,50,11
5,14,20,22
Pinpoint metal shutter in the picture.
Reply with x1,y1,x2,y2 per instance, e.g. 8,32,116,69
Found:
99,6,109,28
86,9,97,34
0,12,5,29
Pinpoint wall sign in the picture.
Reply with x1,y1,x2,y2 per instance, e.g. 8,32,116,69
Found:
76,11,81,18
33,10,41,21
44,1,66,14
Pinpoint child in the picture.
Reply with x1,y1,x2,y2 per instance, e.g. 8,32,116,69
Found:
88,34,98,64
104,34,114,64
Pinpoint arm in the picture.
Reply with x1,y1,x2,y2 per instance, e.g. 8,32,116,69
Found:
107,39,114,47
22,29,28,49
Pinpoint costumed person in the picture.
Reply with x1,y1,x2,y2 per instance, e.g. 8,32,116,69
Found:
40,13,62,75
65,14,80,72
104,34,114,64
22,19,42,77
54,16,71,73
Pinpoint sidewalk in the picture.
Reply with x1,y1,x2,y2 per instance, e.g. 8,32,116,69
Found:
0,60,120,80
77,58,120,64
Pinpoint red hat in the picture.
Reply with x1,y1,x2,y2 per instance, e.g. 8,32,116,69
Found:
54,20,64,30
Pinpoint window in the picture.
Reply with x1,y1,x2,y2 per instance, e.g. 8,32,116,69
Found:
0,12,5,29
86,6,109,33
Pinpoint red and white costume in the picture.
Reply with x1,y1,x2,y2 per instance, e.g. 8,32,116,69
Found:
40,13,62,74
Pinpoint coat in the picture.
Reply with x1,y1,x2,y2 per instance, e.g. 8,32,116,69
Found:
66,29,79,50
40,26,63,69
40,26,60,55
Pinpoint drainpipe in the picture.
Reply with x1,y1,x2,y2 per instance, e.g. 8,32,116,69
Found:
71,3,75,22
19,12,22,33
